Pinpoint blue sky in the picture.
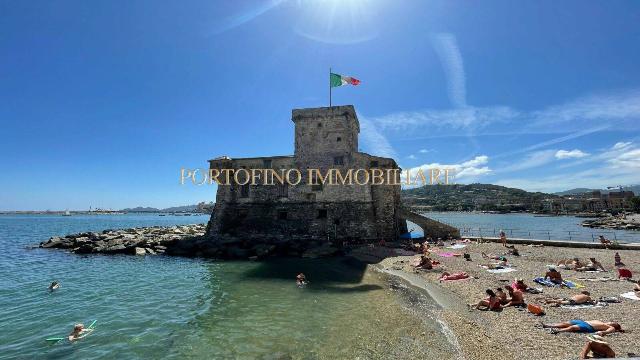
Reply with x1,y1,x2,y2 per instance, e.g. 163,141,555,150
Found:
1,0,640,210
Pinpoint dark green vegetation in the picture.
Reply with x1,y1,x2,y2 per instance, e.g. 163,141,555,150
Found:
402,183,557,212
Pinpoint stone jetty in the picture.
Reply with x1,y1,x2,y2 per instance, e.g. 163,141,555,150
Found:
581,214,640,231
39,224,207,256
38,223,342,259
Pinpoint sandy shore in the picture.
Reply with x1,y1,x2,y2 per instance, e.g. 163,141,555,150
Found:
356,242,640,359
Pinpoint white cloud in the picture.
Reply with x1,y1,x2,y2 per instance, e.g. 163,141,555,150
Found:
366,90,640,141
402,155,491,187
500,150,557,172
418,149,431,154
496,142,640,192
431,33,466,108
407,154,417,160
555,149,589,159
358,116,398,159
613,141,632,150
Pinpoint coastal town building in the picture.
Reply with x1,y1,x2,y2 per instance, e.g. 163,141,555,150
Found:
543,190,636,213
205,105,411,245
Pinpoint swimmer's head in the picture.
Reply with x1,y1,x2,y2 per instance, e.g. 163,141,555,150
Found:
74,324,84,331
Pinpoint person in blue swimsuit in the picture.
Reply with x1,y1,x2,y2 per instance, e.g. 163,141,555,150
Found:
542,320,623,336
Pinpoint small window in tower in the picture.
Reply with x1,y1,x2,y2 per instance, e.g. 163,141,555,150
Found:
263,159,272,168
333,156,344,165
337,136,342,142
278,210,288,220
370,160,379,168
317,209,327,219
317,122,322,128
333,218,340,225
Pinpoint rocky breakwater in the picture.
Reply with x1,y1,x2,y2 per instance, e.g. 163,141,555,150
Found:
39,224,207,256
582,215,640,231
38,224,341,259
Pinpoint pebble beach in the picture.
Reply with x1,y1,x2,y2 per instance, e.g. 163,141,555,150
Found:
371,242,640,359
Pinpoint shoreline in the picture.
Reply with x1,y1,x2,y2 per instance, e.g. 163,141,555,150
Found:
352,242,640,360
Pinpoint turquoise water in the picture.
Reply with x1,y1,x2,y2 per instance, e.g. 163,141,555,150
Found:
420,212,640,243
0,214,454,359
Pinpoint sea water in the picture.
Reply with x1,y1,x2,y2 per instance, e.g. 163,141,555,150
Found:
0,214,457,359
418,212,640,243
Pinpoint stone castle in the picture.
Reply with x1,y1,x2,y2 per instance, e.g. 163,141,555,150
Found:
205,105,409,251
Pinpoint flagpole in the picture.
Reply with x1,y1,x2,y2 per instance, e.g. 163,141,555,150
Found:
329,67,332,108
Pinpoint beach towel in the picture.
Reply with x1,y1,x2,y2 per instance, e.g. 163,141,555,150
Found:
563,280,585,289
437,252,457,257
560,303,604,310
534,277,559,287
447,244,466,249
621,291,640,301
487,268,517,274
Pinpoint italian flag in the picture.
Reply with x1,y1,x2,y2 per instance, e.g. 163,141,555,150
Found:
330,72,361,87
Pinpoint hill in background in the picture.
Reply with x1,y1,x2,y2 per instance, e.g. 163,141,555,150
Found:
402,183,556,212
554,185,640,196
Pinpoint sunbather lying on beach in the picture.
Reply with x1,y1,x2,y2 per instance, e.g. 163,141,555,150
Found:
557,258,583,269
470,289,502,311
543,291,593,307
503,285,525,307
542,320,623,335
634,281,640,293
439,272,468,281
545,268,563,285
68,323,93,342
576,258,606,272
581,335,615,359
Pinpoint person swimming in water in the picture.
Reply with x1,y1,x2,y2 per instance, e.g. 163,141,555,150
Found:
296,273,307,287
68,323,93,342
48,281,60,291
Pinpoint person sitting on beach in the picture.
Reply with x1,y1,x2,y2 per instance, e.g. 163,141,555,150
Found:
415,255,433,270
512,278,528,292
508,247,520,256
68,323,93,342
439,271,469,282
503,285,525,307
470,289,502,311
495,288,508,305
543,291,593,307
599,235,612,245
542,320,623,336
296,273,307,286
48,281,60,291
614,252,624,267
545,268,563,285
634,281,640,293
576,258,606,272
580,335,616,359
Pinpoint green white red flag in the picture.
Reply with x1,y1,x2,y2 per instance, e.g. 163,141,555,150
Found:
330,72,361,87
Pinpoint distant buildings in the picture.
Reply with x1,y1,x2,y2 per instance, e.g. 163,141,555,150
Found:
543,190,636,213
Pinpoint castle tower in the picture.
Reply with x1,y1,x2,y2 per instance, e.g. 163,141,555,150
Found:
292,105,359,161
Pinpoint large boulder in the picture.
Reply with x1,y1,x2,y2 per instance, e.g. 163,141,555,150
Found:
134,247,146,256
